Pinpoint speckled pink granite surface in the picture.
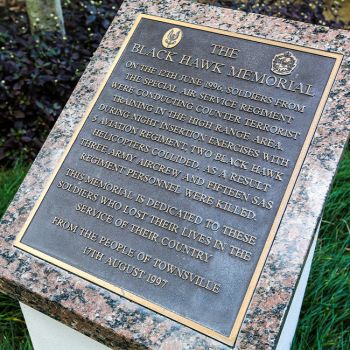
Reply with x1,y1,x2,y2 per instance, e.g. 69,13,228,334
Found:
0,1,349,349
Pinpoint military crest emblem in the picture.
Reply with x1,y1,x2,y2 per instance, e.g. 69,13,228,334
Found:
162,28,183,48
271,51,298,75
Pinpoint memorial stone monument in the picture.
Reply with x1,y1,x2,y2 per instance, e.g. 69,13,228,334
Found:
1,0,349,349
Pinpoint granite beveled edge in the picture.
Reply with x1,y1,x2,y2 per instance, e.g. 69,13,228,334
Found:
0,0,349,349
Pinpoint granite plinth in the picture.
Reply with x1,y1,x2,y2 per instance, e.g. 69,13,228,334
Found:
0,0,349,349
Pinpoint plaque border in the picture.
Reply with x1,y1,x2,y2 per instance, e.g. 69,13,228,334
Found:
14,14,343,346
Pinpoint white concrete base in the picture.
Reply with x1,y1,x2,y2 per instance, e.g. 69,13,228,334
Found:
20,302,110,350
20,226,320,350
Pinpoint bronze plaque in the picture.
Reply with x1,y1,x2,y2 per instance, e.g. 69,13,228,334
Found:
15,15,342,346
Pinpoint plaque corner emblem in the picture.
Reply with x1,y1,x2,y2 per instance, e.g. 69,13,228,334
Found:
271,51,298,75
162,27,183,48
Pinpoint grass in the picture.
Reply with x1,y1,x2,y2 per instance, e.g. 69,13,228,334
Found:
0,152,349,349
0,293,32,350
291,148,350,350
0,161,32,349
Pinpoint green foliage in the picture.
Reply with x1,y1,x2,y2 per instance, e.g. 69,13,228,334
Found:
0,161,29,217
0,293,32,350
